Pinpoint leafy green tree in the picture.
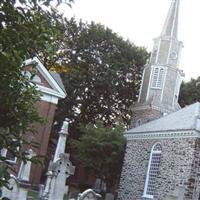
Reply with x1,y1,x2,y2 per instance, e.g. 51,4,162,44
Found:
72,121,126,193
179,76,200,107
0,0,73,188
54,19,149,128
48,19,148,192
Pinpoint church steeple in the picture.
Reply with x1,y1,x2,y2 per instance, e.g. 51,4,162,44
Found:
149,0,182,68
131,0,184,128
161,0,180,38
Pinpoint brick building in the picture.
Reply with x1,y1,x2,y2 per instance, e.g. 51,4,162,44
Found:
118,0,200,199
1,57,66,187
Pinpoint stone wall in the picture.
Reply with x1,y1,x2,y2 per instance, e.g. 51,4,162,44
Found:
130,108,162,128
117,137,200,200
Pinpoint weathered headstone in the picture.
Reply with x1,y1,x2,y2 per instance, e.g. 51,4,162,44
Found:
2,175,28,200
77,189,101,200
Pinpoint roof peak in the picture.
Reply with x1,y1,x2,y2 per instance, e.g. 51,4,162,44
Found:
161,0,180,38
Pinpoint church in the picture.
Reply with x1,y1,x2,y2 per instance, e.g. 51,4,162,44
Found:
118,0,200,199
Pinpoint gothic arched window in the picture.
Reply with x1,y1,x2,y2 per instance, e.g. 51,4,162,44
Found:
151,67,165,89
143,143,162,199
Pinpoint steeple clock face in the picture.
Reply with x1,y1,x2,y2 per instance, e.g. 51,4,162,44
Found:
169,51,177,60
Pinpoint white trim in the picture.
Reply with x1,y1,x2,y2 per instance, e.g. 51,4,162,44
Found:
138,68,146,102
171,0,179,38
17,149,36,181
23,57,66,99
1,148,17,164
172,73,179,107
37,84,65,99
172,71,183,106
142,194,153,199
143,143,162,199
143,149,154,199
160,67,168,102
40,93,59,104
177,41,184,67
155,38,161,64
146,66,153,101
125,130,198,140
166,40,172,64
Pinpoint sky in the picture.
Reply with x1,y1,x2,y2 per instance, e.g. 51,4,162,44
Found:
60,0,200,81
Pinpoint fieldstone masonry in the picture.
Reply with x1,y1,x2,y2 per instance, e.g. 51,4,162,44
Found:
118,138,200,200
130,107,162,128
117,0,191,199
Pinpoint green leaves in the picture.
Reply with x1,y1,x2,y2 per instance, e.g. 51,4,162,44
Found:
0,0,73,189
179,76,200,107
72,121,126,192
55,19,149,128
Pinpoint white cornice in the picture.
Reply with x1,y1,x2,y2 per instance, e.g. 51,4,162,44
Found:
37,84,65,99
40,93,58,104
23,57,66,99
125,130,199,140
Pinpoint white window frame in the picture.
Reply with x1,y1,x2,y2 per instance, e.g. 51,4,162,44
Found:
1,148,18,164
143,143,162,199
151,67,165,89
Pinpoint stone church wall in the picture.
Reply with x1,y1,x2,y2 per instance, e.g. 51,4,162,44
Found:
131,108,162,128
117,137,199,200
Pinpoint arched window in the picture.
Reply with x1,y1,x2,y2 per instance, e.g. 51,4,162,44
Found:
143,143,162,199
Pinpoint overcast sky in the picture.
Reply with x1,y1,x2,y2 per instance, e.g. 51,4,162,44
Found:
60,0,200,81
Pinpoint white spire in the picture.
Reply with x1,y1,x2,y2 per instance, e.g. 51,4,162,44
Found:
161,0,180,38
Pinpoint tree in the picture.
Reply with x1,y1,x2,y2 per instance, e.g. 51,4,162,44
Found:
54,19,149,129
0,0,73,188
179,76,200,107
48,19,148,192
72,121,126,193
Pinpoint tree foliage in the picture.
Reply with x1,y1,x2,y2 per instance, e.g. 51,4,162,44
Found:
72,121,126,193
48,19,148,191
0,0,73,188
179,76,200,107
54,19,149,128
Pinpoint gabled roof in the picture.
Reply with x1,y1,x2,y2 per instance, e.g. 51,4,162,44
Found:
23,57,66,99
126,102,200,135
50,71,66,94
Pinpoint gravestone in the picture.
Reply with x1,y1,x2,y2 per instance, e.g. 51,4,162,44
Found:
77,189,101,200
2,175,28,200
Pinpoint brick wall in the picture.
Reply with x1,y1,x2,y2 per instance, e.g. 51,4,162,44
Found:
20,100,57,185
